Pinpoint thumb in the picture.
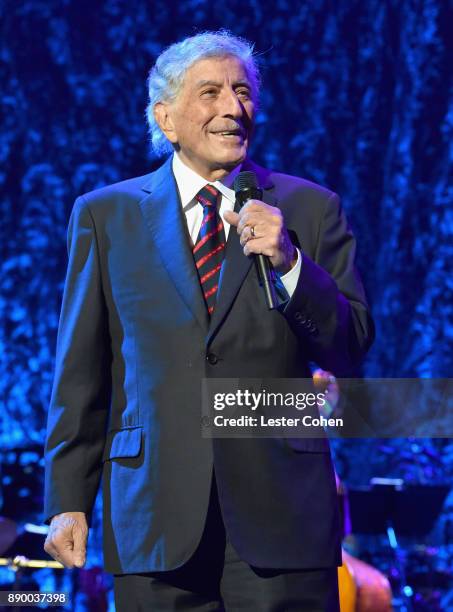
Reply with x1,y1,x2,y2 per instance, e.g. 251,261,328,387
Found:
223,210,239,226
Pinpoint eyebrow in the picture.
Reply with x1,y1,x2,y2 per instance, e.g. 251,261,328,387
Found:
195,80,252,89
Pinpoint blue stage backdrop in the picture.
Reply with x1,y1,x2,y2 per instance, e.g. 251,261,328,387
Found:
0,0,451,606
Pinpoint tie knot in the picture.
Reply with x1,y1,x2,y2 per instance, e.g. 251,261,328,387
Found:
196,184,220,208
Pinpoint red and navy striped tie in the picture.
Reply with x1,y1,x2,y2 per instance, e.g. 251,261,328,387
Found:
193,184,226,316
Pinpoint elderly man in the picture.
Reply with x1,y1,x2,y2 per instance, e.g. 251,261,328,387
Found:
44,31,373,611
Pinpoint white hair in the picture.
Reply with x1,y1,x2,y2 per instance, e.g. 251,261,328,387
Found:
145,30,261,157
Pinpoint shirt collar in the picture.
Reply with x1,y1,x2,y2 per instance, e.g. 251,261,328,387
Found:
172,152,240,210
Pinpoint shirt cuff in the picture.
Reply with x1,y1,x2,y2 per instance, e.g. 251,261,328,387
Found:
279,248,302,298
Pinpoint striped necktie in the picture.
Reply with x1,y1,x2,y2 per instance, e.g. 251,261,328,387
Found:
192,184,226,316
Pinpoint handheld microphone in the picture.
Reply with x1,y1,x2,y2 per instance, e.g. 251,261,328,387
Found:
233,171,278,310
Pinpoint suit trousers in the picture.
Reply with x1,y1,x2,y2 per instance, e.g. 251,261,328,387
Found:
113,474,340,611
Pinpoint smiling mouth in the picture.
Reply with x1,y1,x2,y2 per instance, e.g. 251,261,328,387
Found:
211,130,245,138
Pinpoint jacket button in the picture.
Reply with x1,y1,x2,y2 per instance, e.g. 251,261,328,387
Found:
206,352,218,365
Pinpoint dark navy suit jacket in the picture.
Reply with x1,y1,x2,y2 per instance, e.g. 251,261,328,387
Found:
44,156,374,573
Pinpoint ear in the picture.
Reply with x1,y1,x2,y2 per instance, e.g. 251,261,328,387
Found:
153,102,178,144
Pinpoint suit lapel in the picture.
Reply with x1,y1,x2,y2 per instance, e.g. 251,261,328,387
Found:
139,156,277,343
207,159,276,344
139,157,209,332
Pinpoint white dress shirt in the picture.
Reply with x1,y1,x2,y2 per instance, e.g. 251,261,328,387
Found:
172,152,301,298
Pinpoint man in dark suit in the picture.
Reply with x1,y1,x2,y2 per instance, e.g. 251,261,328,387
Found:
44,31,373,610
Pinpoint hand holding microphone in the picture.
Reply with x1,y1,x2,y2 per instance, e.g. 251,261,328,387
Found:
223,171,297,309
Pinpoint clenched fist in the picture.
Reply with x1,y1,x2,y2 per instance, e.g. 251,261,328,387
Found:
44,512,88,568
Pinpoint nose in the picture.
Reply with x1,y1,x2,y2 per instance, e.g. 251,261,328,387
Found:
218,88,243,118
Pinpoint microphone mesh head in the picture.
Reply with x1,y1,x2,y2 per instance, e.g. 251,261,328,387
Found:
233,171,258,193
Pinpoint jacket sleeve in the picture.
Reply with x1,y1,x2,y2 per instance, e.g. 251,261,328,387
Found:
44,196,112,524
282,192,374,375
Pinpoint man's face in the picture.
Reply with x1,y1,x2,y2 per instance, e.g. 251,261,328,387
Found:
155,55,256,180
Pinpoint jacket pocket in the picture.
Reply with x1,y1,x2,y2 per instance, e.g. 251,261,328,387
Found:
102,426,143,461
